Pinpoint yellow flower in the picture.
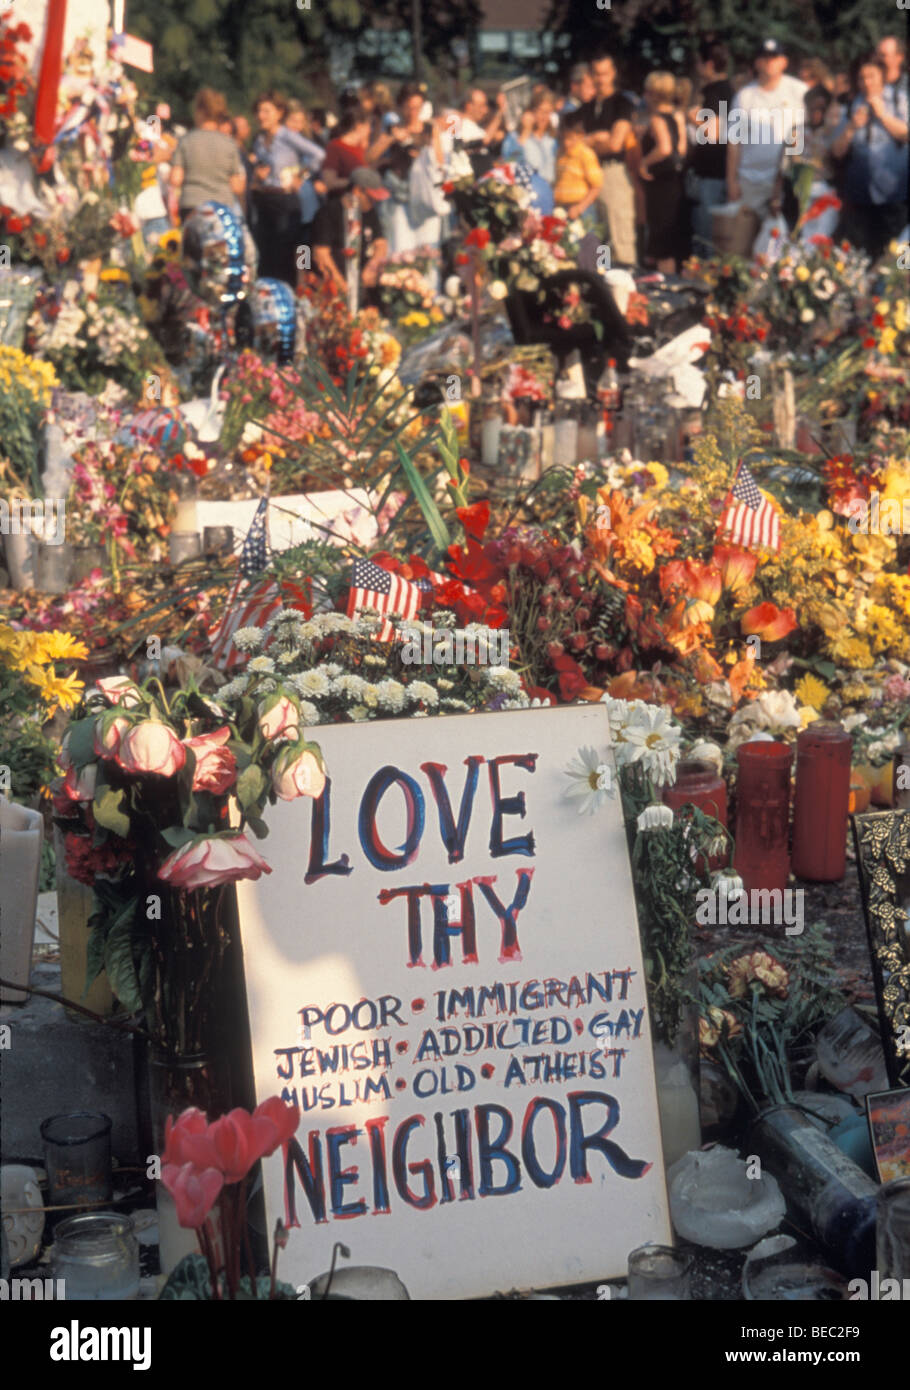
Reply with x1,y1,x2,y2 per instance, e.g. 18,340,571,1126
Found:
827,633,874,668
33,630,89,662
26,665,84,714
794,672,830,711
799,705,820,728
878,327,897,356
796,265,811,281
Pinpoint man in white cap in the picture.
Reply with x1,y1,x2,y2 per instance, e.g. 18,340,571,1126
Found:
727,39,807,220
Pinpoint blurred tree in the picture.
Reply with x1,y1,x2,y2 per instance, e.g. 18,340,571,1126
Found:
127,0,481,116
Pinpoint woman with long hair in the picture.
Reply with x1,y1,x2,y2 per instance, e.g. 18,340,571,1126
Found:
502,88,558,185
638,71,689,272
168,88,246,225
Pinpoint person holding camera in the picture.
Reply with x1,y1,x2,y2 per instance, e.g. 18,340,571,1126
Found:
831,53,908,257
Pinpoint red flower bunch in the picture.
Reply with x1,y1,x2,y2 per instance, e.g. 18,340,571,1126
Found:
63,825,132,885
161,1099,299,1299
464,227,490,250
822,453,873,518
0,17,31,120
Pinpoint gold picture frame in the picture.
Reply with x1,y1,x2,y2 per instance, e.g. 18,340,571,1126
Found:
852,809,910,1089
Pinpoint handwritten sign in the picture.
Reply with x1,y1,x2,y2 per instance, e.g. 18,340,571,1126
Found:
236,705,671,1297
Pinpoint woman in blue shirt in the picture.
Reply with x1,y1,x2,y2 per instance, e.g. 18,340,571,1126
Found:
251,91,325,286
501,90,558,187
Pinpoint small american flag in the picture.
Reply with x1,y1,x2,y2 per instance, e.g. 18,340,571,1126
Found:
346,558,421,640
240,496,270,577
717,462,780,552
209,576,282,671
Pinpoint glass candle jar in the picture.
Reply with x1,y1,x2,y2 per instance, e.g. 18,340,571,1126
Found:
168,531,202,565
893,742,910,812
791,722,851,881
876,1178,910,1281
663,758,728,870
172,469,198,532
52,1213,139,1300
734,741,792,896
41,1112,112,1209
627,1243,691,1300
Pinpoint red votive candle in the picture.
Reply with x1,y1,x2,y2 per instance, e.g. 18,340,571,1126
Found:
734,741,792,895
662,758,728,870
791,721,852,881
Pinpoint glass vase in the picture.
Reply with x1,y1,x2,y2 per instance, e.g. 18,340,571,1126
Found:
652,957,701,1169
53,1212,139,1300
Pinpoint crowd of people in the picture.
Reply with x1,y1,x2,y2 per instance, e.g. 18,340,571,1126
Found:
137,33,908,297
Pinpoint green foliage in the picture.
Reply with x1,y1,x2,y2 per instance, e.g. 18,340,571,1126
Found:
159,1252,298,1300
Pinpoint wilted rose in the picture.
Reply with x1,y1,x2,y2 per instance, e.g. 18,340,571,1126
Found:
271,743,326,802
258,695,299,742
94,675,143,708
157,832,272,889
183,727,236,795
63,762,97,802
93,714,131,759
117,720,186,777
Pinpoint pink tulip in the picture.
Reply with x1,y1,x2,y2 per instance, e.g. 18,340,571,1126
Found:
271,744,326,802
183,727,237,795
161,1161,224,1229
117,721,186,777
95,675,143,708
157,832,272,889
253,1096,300,1156
93,714,131,758
258,695,299,742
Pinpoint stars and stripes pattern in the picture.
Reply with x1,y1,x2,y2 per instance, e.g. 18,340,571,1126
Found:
716,462,781,552
346,558,421,640
209,495,278,670
240,495,270,577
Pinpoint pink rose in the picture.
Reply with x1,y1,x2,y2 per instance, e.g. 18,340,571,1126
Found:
94,676,142,708
183,727,236,795
158,833,272,889
93,714,131,758
117,721,186,777
161,1162,223,1229
258,695,299,742
271,744,326,802
63,762,97,801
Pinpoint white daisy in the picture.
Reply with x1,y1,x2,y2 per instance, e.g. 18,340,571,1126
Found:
617,705,681,786
564,747,616,815
296,669,331,698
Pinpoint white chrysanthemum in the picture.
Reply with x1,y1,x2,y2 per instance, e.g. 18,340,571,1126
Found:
247,656,276,674
320,663,342,679
232,627,265,652
484,666,521,693
276,650,298,666
500,695,531,710
564,747,615,815
618,705,682,786
442,697,472,711
296,669,331,697
636,803,674,833
217,676,250,701
407,681,439,706
331,673,367,700
375,679,407,713
361,684,380,709
257,678,277,694
263,607,293,627
363,653,387,668
298,700,321,725
348,705,372,721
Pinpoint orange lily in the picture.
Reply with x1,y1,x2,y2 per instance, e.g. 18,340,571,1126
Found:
741,602,798,642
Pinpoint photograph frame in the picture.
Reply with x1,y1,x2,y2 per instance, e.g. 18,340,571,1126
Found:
852,809,910,1089
865,1087,910,1183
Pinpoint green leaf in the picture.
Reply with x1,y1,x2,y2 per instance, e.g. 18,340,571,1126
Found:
104,903,143,1013
93,785,131,838
236,764,267,810
159,1253,213,1301
245,814,269,840
84,924,107,994
65,718,97,769
395,441,451,552
161,825,196,849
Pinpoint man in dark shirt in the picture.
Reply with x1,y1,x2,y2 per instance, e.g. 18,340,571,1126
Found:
578,53,636,266
690,40,735,253
312,166,389,309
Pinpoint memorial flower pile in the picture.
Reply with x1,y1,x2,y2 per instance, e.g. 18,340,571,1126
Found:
27,278,164,395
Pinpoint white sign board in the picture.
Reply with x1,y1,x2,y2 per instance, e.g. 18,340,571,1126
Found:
194,488,379,553
236,705,671,1298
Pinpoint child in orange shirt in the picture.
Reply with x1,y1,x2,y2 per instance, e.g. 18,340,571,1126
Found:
554,110,603,227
